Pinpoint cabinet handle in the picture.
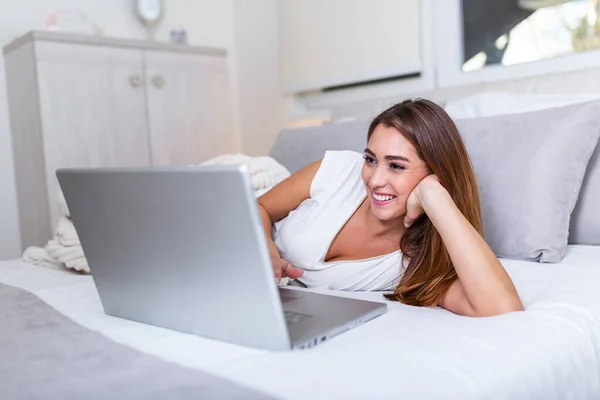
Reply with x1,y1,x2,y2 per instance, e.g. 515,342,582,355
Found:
129,75,144,88
152,75,165,89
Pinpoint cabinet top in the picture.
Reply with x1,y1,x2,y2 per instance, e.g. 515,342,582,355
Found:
3,30,227,57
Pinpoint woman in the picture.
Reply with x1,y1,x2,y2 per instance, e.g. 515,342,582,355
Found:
258,99,524,317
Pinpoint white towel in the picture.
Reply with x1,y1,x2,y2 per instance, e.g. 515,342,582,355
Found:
22,154,290,275
198,154,290,196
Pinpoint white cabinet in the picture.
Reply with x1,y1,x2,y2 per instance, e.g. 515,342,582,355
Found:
4,31,236,251
144,50,235,166
34,42,153,238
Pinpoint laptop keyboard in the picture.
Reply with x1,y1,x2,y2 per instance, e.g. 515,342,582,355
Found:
283,311,312,325
279,290,305,304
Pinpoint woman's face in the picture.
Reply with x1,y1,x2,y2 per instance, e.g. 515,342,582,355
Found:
361,124,430,222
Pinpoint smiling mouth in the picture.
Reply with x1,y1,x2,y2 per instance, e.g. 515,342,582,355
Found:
372,192,396,205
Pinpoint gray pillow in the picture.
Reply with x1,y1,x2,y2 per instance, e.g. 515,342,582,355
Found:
454,100,600,262
269,100,600,263
269,120,370,174
569,142,600,245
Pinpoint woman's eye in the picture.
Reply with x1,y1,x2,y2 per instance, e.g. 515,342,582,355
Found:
363,155,376,164
390,163,406,171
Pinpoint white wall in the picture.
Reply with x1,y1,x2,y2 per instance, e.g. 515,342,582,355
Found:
282,0,436,127
0,0,236,259
232,0,283,156
279,0,422,93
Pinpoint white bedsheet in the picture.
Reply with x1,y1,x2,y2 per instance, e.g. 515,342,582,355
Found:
2,245,600,399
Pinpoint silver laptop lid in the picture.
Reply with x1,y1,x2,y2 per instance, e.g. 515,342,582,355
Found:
57,165,291,350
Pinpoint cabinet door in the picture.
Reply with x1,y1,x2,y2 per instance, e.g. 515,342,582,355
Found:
35,42,151,228
144,50,236,166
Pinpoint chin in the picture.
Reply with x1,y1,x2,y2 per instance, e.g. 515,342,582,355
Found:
368,194,405,222
370,208,401,222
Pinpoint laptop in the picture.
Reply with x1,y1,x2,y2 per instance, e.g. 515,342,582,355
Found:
56,165,387,351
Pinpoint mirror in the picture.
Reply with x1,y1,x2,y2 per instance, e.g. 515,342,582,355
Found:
135,0,164,28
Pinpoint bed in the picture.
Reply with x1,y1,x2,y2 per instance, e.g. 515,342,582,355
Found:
5,95,600,399
2,244,600,399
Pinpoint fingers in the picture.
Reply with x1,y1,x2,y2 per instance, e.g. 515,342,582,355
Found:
405,189,423,229
273,259,303,283
274,265,282,283
404,206,421,228
404,210,424,228
283,264,304,279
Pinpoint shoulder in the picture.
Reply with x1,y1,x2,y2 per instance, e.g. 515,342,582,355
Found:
321,150,364,164
310,150,364,200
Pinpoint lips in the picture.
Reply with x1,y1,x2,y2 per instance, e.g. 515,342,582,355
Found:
371,191,396,206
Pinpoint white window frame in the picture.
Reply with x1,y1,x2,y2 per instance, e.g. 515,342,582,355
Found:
433,0,600,88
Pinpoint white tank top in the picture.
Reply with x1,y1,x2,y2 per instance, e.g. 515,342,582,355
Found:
273,150,406,291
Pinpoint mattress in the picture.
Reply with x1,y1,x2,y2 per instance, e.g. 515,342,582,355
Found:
2,245,600,399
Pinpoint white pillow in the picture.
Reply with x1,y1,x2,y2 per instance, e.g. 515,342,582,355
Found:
444,92,600,119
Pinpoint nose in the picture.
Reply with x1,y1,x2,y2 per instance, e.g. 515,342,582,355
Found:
368,164,387,189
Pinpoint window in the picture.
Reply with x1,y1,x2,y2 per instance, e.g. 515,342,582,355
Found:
462,0,600,72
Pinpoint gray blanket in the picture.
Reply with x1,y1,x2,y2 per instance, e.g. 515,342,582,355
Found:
0,283,274,400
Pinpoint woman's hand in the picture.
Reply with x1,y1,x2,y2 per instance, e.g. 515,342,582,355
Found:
271,256,304,283
404,174,443,228
405,174,523,316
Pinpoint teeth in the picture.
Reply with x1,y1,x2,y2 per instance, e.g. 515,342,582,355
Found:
373,193,395,201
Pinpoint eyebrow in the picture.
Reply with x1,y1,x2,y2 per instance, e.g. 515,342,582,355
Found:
364,148,411,163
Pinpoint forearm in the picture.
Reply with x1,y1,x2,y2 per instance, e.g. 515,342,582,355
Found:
258,203,281,259
421,185,523,315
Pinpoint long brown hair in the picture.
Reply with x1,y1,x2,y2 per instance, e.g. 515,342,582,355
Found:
369,99,483,307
